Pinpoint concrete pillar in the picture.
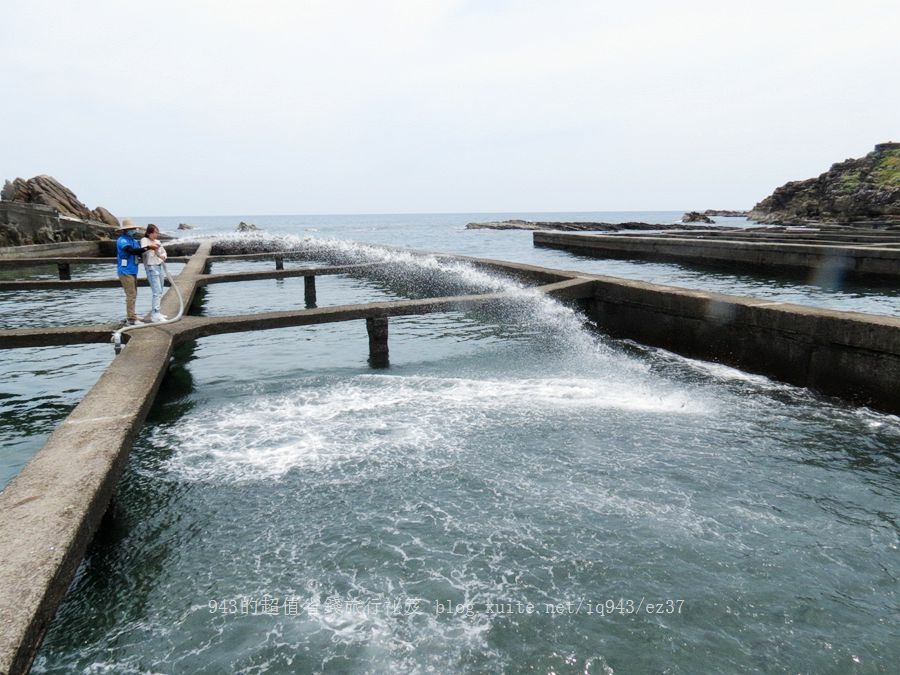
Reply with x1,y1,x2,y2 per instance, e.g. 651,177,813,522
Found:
275,255,284,270
304,275,317,308
366,316,389,368
57,263,71,280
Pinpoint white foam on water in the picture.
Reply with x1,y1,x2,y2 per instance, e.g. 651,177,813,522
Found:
160,372,708,482
680,359,780,386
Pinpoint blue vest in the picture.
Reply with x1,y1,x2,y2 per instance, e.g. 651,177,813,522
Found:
116,235,141,275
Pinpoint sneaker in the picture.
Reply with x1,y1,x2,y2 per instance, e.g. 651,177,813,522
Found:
151,312,168,322
126,318,145,326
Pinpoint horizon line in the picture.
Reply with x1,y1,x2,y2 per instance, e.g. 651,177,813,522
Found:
131,207,750,219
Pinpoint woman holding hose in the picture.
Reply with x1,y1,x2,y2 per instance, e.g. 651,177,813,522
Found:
140,224,168,322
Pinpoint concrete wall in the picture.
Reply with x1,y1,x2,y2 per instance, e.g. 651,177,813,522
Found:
534,231,900,279
0,203,60,248
582,277,900,413
0,202,115,248
0,241,100,259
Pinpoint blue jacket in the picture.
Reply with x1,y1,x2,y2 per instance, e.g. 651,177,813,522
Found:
116,235,144,275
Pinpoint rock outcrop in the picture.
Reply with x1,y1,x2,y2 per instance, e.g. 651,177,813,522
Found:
749,143,900,225
2,175,119,227
237,221,260,232
682,211,715,224
703,209,749,218
1,175,120,246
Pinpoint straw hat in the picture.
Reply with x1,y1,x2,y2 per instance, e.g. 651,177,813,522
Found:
116,217,137,231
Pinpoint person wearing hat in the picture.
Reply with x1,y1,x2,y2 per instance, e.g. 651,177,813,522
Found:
116,217,159,325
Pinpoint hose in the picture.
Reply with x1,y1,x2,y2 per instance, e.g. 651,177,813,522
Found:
112,261,185,353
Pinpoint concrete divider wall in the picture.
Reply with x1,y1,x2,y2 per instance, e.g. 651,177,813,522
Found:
583,277,900,413
535,231,900,279
0,242,100,259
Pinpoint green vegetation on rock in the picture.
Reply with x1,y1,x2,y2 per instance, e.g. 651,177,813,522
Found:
873,149,900,187
839,171,862,194
749,144,900,225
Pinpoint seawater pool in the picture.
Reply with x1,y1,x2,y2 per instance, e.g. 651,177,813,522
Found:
1,212,897,672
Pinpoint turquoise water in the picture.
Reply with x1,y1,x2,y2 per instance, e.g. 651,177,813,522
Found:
2,212,898,672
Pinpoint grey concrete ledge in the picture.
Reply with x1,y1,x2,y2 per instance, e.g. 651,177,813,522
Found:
582,274,900,412
0,279,150,291
0,325,118,349
0,331,174,674
198,263,383,286
0,257,190,270
0,243,100,259
173,278,595,344
534,231,900,279
0,262,369,291
612,230,900,245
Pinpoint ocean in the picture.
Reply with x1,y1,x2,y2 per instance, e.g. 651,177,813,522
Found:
2,212,897,673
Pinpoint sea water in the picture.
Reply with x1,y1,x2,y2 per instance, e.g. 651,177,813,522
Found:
2,212,897,672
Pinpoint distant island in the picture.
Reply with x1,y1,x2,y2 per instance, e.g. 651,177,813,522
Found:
749,142,900,226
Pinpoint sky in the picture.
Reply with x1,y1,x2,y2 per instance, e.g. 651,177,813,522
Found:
2,0,898,216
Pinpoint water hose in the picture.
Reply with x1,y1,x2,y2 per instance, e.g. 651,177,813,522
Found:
112,261,185,353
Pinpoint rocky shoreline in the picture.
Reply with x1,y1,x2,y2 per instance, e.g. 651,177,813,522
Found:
1,175,119,247
749,143,900,226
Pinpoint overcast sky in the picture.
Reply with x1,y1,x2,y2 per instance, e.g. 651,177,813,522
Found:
2,0,898,216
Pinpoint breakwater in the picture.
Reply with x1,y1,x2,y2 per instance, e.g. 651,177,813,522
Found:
534,230,900,280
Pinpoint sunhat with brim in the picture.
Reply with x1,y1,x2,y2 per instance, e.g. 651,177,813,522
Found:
116,217,137,231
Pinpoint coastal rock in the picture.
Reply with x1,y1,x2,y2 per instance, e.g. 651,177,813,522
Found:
0,202,118,247
178,223,194,230
749,143,900,225
237,221,259,232
1,175,119,246
91,206,119,228
703,209,749,217
682,211,715,224
2,175,119,225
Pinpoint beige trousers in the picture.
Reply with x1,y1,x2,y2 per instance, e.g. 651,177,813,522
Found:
119,273,138,321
